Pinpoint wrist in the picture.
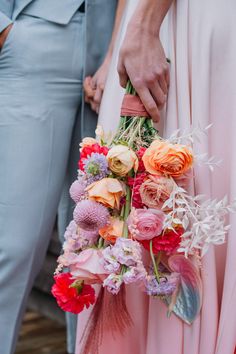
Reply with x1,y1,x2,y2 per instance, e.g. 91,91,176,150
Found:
129,0,173,36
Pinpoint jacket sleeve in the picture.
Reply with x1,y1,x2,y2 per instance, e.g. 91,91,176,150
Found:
0,0,14,32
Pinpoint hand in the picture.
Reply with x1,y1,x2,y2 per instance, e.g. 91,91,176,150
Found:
84,55,111,114
0,24,13,50
117,24,170,122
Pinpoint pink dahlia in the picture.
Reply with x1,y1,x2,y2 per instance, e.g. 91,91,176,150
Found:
73,200,109,231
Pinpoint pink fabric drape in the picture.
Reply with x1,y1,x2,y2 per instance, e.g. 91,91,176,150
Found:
76,1,236,353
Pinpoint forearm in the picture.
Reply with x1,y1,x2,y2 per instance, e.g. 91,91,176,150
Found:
128,0,174,35
106,0,126,59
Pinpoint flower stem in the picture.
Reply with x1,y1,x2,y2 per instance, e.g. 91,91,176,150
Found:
128,117,146,148
122,185,131,238
150,241,160,283
97,237,104,249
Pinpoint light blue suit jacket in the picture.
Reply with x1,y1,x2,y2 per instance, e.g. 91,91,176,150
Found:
0,0,84,30
0,0,117,137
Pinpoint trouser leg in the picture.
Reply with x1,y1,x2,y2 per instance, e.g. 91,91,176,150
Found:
0,11,85,354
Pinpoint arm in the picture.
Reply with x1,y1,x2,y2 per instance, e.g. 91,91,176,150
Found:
0,24,13,49
84,0,126,113
0,0,15,48
117,0,174,122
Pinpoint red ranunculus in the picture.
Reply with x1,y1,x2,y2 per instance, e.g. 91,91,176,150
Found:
128,173,146,208
136,147,147,172
78,143,109,171
51,273,95,314
140,227,184,255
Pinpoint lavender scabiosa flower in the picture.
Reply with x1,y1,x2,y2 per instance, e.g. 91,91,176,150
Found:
69,177,87,203
103,274,123,294
73,200,109,231
123,265,147,284
145,274,180,297
84,153,109,184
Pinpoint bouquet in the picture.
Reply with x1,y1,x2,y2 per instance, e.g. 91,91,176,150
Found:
52,81,235,350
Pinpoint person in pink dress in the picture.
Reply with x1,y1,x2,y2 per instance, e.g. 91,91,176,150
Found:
77,0,236,353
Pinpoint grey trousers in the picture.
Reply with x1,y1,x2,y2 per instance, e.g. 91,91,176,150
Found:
0,10,85,354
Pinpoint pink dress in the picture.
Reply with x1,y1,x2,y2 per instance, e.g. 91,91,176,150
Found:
76,1,236,353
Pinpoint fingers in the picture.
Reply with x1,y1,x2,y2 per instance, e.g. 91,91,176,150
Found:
135,86,160,123
93,87,103,113
83,76,94,99
83,75,105,114
117,57,128,88
149,80,167,109
165,66,170,89
158,75,168,95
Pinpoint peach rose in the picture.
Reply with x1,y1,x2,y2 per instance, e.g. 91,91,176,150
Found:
86,178,125,209
140,175,174,209
79,137,97,151
142,139,193,177
107,145,138,177
99,217,124,244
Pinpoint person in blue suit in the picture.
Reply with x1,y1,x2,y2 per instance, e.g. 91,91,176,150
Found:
0,1,117,353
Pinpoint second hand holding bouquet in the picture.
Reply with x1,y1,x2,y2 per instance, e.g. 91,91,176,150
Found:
52,81,235,351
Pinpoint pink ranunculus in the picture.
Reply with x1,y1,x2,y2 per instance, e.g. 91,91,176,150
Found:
69,248,108,284
127,208,165,241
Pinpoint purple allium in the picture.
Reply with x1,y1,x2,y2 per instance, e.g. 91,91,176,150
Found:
145,274,179,296
103,274,123,294
73,200,109,231
84,153,109,184
69,178,87,203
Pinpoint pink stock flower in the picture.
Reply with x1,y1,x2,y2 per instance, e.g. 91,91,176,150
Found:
127,208,165,241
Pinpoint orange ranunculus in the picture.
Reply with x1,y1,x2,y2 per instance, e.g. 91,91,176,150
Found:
99,217,124,244
142,139,193,177
86,178,125,209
